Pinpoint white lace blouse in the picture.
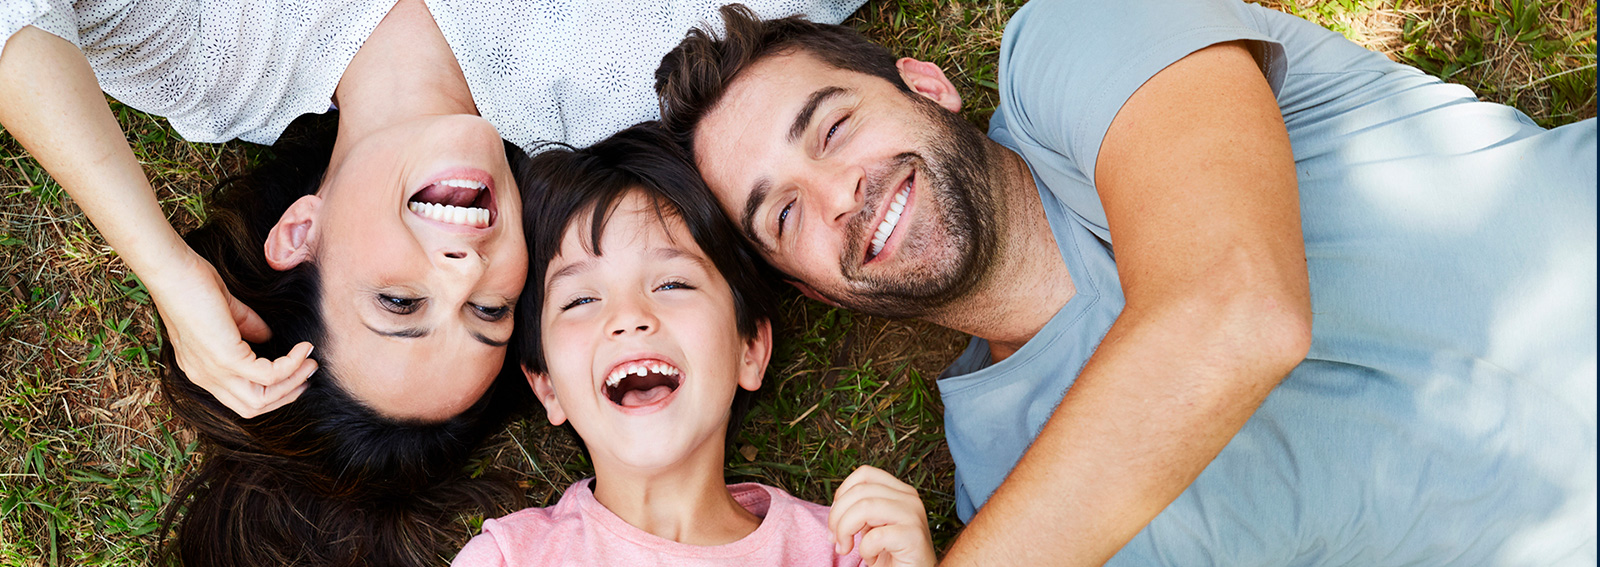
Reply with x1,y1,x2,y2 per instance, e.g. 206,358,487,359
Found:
1,0,864,149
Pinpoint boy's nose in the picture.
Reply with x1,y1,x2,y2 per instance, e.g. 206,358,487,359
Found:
612,323,650,336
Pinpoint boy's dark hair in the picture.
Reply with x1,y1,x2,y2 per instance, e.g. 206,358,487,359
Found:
515,121,778,433
655,3,907,148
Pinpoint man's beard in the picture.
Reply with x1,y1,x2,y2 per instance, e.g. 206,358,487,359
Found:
824,95,1004,320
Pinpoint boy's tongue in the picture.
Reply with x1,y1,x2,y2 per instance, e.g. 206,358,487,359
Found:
620,385,674,407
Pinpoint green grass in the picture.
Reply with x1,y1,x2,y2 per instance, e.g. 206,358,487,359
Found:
1,0,1594,563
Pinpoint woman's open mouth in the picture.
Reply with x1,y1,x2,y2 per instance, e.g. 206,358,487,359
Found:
408,178,495,228
603,359,683,408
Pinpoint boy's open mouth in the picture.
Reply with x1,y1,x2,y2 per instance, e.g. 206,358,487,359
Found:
603,359,683,407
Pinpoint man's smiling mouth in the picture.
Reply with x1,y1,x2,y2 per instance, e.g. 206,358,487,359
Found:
867,170,914,261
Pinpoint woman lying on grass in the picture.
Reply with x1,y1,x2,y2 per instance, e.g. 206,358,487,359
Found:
452,123,933,567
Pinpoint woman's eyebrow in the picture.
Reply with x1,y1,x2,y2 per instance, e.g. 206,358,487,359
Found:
362,322,506,348
363,322,429,339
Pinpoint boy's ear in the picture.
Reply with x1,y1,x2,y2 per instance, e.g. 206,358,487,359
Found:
737,319,774,392
523,365,568,426
897,57,962,113
789,280,842,308
264,195,322,271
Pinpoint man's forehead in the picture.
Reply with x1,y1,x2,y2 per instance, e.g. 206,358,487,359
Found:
693,52,855,192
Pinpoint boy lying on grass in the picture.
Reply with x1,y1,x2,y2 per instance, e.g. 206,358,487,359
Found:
450,123,936,567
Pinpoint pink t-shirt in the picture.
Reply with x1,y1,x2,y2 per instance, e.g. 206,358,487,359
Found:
452,480,862,566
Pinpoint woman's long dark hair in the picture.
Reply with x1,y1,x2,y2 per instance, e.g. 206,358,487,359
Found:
156,113,533,567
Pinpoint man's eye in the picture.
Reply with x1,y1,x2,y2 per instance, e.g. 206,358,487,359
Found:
825,116,846,145
777,200,795,237
560,296,597,311
472,303,511,321
655,280,697,292
378,294,422,314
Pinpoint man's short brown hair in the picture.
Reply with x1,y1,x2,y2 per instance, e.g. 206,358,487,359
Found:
654,3,908,150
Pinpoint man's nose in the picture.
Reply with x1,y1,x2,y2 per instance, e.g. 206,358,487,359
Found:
809,164,866,226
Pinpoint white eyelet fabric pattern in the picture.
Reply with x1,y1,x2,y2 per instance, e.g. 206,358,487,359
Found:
1,0,865,150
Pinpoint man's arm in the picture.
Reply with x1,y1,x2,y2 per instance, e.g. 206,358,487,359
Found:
0,26,316,417
940,42,1311,565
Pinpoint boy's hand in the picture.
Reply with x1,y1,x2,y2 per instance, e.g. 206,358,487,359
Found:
828,466,936,567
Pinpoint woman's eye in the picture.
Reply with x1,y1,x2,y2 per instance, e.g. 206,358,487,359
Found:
777,200,795,236
378,294,421,314
472,304,511,321
655,280,696,292
560,296,597,311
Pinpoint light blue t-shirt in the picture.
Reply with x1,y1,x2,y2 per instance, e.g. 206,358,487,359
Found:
937,0,1598,564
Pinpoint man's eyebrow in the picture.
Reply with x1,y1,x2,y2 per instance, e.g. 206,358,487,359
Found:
741,178,772,252
363,322,429,339
788,86,846,144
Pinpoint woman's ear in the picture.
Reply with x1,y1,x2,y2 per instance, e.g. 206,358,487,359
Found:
524,366,568,426
737,319,774,392
897,58,963,113
264,195,322,270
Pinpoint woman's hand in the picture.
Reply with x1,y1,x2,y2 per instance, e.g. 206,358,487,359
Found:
828,466,936,567
1,26,316,419
151,255,317,418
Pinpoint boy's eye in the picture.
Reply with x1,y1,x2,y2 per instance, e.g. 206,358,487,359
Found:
560,296,598,311
777,200,795,237
655,280,696,292
471,303,510,321
378,294,422,314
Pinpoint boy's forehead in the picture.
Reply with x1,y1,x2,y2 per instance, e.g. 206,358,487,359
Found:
546,196,706,281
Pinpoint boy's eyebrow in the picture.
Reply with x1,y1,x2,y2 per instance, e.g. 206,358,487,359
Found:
546,258,595,289
650,246,712,270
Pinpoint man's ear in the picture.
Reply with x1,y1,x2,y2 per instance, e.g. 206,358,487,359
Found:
897,58,962,113
524,366,568,426
789,280,842,308
264,195,322,271
737,319,774,392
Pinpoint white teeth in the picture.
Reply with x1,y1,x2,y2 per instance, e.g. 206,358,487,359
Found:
869,184,913,257
604,360,683,387
438,179,488,190
408,201,490,228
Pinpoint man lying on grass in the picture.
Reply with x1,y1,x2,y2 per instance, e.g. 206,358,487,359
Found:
654,1,1597,565
451,123,935,567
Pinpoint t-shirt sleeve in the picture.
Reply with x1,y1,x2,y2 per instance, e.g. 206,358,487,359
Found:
2,0,79,51
995,0,1286,230
450,531,511,567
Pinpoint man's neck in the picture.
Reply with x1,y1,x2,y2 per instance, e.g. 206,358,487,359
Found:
589,444,761,546
330,0,478,161
926,145,1074,361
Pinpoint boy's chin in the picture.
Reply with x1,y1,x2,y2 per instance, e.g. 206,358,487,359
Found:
598,432,726,474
